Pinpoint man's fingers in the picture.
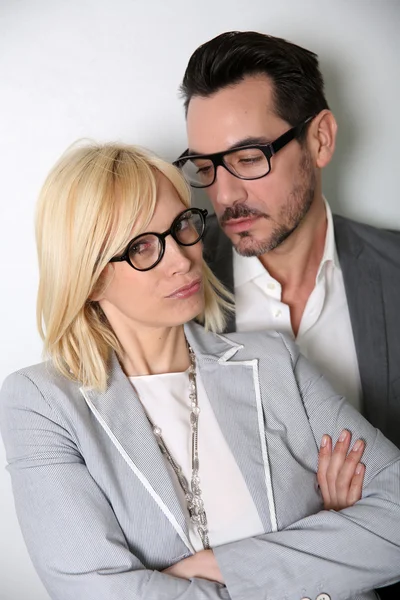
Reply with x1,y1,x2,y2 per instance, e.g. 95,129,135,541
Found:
326,429,351,506
317,434,332,509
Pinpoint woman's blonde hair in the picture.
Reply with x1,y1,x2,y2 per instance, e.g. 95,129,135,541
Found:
36,141,233,391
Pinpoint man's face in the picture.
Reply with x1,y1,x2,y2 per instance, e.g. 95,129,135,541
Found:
186,75,316,256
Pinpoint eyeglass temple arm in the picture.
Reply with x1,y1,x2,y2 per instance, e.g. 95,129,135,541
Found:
270,117,314,156
173,149,189,167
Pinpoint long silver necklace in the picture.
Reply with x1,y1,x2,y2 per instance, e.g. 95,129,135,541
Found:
151,343,210,550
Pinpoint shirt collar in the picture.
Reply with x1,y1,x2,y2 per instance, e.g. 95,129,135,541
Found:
317,197,340,280
233,250,267,287
233,198,339,288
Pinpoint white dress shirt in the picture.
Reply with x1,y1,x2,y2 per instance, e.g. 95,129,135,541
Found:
234,200,362,411
130,369,264,552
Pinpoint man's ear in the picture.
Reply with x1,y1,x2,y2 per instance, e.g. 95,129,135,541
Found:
308,110,337,169
89,264,114,302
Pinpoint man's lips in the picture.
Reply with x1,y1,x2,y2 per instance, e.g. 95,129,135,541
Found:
222,215,261,233
167,278,202,299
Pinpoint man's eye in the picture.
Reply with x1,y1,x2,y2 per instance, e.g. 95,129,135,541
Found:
196,165,212,175
238,155,264,164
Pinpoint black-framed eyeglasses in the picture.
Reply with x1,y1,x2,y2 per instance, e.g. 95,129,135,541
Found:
109,208,208,271
173,116,314,188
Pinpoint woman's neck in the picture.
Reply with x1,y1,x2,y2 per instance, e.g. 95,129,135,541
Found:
107,314,190,377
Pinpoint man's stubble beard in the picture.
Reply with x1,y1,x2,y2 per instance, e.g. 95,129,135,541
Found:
233,149,316,258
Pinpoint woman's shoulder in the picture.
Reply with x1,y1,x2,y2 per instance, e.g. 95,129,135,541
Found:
222,329,300,363
0,360,82,414
187,321,300,365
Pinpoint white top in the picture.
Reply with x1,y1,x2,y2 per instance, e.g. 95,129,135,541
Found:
129,369,264,552
234,200,362,412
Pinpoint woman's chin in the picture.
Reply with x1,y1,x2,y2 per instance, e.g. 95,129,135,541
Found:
167,295,205,327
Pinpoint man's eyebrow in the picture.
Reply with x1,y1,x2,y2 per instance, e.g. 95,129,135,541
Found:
188,136,271,156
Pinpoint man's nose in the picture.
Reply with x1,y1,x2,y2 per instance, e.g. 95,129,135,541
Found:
207,165,248,209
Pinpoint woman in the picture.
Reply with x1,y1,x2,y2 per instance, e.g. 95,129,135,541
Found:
1,142,399,600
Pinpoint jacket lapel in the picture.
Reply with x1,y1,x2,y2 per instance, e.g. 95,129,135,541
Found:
334,215,389,431
80,323,276,546
185,322,277,533
80,353,194,552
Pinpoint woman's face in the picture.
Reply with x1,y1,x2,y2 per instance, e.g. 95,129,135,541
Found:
98,175,205,334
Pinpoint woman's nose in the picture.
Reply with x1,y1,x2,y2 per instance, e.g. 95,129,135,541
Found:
163,236,192,274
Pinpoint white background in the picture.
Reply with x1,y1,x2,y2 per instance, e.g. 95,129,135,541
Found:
0,1,399,598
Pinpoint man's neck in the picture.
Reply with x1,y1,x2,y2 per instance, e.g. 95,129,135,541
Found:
259,197,328,290
258,197,328,337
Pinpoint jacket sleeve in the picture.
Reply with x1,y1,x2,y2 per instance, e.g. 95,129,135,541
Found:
0,372,230,600
213,341,400,600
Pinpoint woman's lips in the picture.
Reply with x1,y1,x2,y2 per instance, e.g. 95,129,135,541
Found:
167,279,202,299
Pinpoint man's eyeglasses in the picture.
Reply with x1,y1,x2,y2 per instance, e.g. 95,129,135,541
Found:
109,208,208,271
173,117,314,189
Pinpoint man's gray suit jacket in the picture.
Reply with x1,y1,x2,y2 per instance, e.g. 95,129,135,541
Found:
202,213,400,449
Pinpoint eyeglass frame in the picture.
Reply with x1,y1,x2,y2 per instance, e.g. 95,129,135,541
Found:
173,116,315,188
109,207,208,272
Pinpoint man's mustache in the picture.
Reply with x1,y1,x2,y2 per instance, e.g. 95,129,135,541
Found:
219,204,268,226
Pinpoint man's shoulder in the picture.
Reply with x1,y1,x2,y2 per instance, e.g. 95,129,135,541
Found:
333,213,400,264
333,213,400,239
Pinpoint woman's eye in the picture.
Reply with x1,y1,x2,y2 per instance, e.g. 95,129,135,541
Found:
130,241,152,256
175,217,190,232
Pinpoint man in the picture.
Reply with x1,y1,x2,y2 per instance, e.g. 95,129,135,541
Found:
174,31,400,600
175,30,400,448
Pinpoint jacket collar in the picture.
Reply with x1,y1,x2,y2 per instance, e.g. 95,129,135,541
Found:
333,215,388,428
183,321,242,362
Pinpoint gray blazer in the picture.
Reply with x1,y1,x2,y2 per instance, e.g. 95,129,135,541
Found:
202,214,400,449
1,322,400,600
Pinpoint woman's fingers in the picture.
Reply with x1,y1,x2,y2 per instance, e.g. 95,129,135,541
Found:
317,434,333,509
335,439,365,507
326,429,352,508
346,461,365,506
318,430,366,511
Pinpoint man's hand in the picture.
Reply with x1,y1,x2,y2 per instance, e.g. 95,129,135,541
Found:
163,549,224,584
318,429,365,510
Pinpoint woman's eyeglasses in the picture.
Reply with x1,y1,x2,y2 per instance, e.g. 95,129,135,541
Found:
109,207,208,271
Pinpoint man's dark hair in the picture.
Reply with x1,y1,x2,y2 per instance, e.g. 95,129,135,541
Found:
180,31,329,134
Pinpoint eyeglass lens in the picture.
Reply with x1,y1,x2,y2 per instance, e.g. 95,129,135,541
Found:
182,148,271,188
128,210,204,270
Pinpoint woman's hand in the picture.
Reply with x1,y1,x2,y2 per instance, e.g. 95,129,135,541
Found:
163,549,224,584
318,429,365,511
164,430,365,583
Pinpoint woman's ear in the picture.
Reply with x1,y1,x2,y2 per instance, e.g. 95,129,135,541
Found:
89,264,114,302
308,110,337,169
